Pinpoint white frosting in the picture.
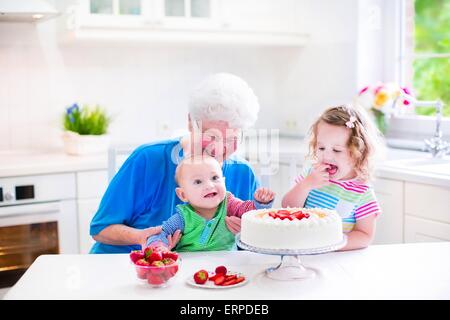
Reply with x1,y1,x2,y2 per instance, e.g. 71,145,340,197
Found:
240,208,343,250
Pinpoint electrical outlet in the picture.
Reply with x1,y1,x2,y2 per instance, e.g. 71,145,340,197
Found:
157,121,172,138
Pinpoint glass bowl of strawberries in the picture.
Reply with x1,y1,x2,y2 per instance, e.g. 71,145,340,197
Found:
129,247,180,288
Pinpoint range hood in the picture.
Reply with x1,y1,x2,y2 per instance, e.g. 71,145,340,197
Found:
0,0,60,22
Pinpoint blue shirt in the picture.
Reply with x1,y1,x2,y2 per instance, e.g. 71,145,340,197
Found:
89,138,260,254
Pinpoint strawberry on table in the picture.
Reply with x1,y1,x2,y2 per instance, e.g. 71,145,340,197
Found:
215,265,227,275
222,276,245,286
213,275,226,286
224,274,237,281
193,270,209,284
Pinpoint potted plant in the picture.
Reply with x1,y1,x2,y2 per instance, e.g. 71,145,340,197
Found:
62,103,112,155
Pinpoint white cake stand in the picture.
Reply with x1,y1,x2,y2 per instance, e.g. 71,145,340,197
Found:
236,234,347,281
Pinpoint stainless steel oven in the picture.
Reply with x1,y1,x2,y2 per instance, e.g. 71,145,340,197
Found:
0,173,78,288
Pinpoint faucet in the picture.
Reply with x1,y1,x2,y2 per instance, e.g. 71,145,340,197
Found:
417,100,450,158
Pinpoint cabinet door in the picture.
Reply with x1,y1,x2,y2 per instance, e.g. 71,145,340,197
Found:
404,215,450,243
220,0,297,33
78,198,102,254
372,178,404,244
404,182,450,224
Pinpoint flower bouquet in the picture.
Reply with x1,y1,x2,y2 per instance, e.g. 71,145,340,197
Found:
62,103,112,155
354,83,414,134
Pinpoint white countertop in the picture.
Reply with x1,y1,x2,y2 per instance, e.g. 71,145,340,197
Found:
4,242,450,300
0,149,108,178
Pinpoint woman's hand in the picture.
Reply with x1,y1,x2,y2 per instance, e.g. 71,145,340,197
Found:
225,216,241,235
303,163,331,190
254,187,275,204
137,226,162,250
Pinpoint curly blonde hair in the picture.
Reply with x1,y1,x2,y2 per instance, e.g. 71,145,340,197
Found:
307,104,384,182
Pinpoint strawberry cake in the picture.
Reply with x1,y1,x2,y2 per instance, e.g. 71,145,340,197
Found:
240,208,343,250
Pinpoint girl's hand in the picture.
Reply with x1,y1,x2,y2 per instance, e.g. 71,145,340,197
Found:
225,216,241,234
138,226,162,250
254,188,276,204
303,163,331,190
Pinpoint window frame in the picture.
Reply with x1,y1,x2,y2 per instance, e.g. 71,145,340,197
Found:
388,0,450,140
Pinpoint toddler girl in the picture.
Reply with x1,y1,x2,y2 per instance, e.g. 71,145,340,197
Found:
282,104,384,250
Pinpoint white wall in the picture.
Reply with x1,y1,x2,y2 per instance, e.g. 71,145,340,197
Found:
0,0,385,151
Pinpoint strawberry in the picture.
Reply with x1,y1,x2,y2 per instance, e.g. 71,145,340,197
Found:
150,260,165,275
161,258,176,265
224,274,237,281
222,278,238,286
208,273,220,281
213,275,226,286
144,247,154,260
268,212,277,219
294,212,305,220
277,213,293,220
215,265,227,275
162,251,179,261
234,276,246,284
294,211,310,220
135,258,150,279
147,273,165,286
164,263,179,279
193,270,209,284
222,276,245,286
129,250,144,263
148,251,163,263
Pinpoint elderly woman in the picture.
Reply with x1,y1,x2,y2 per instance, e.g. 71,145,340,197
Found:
90,73,261,253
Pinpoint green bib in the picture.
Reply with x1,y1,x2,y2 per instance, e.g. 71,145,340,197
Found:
175,194,236,252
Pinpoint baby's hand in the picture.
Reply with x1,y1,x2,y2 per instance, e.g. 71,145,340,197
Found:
303,163,331,190
148,241,169,253
254,188,275,204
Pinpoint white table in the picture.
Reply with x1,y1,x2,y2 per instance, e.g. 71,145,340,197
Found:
4,242,450,300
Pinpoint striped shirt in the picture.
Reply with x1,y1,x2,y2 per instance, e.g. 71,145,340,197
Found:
295,166,381,233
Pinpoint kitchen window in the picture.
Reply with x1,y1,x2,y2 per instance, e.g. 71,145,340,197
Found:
388,0,450,141
401,0,450,118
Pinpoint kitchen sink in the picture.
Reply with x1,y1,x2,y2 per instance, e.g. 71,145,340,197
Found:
383,156,450,176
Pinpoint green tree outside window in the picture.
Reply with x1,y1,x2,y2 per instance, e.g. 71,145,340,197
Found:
413,0,450,117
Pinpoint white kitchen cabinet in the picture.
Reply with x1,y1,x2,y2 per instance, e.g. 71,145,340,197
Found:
404,215,450,243
66,0,309,46
77,198,102,254
76,170,108,254
372,178,404,244
402,181,450,244
404,182,450,224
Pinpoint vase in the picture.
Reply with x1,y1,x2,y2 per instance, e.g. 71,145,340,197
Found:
371,109,388,135
62,131,110,155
